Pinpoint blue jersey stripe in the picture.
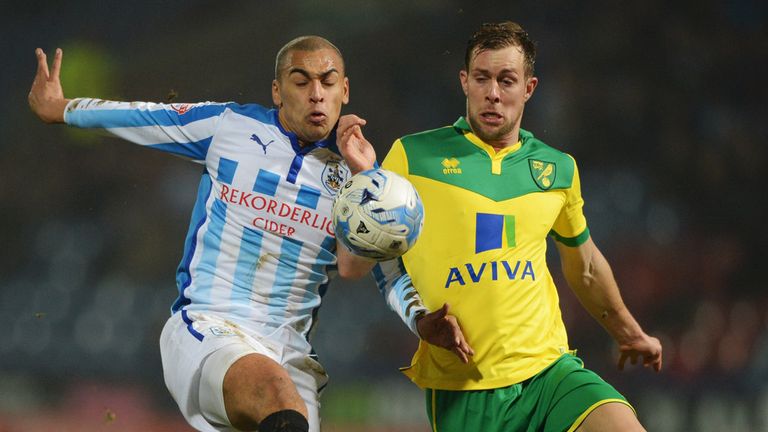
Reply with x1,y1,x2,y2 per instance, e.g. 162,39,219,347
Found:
231,227,264,306
287,154,305,184
296,185,322,209
194,199,229,304
372,263,388,295
269,237,304,318
392,273,415,316
254,169,281,196
172,172,213,313
217,157,239,184
148,137,213,160
67,103,230,129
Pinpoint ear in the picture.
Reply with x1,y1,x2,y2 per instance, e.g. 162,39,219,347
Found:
342,76,350,105
271,79,281,107
524,76,538,101
459,70,469,96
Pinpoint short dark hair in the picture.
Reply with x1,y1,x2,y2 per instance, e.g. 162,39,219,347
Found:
464,22,537,76
274,36,345,80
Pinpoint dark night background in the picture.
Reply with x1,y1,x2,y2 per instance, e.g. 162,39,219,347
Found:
1,1,766,430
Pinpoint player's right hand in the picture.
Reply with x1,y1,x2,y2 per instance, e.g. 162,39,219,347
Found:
617,332,663,372
29,48,69,123
416,303,475,363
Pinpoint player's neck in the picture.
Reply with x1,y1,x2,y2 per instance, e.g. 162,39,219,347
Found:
277,110,315,147
467,116,521,152
485,128,521,153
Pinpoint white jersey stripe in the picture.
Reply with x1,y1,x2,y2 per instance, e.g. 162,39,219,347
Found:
108,115,220,146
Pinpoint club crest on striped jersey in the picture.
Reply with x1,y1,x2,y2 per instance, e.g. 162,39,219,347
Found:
170,103,193,115
321,158,349,194
529,159,556,190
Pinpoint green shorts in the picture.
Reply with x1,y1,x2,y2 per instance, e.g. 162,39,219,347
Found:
425,354,633,432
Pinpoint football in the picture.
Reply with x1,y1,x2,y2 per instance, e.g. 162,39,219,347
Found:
332,169,424,261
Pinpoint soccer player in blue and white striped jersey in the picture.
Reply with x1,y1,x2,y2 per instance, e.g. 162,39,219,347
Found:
29,36,386,432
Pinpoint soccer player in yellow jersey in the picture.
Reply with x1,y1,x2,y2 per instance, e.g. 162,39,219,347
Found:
338,21,662,431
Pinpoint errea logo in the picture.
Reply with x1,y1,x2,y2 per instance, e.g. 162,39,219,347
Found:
442,158,462,175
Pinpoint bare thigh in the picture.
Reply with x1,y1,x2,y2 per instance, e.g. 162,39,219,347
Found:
222,353,308,431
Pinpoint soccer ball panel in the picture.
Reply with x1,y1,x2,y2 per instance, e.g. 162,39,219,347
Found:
332,169,424,261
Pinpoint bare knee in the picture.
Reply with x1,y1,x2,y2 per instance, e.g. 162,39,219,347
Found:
576,402,646,432
222,354,307,430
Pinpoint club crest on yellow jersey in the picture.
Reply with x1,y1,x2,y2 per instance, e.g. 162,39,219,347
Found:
441,157,462,175
529,159,556,190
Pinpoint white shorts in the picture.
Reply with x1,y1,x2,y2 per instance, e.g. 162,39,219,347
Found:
159,310,328,432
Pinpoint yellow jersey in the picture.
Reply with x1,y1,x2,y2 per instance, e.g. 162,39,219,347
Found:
381,117,590,390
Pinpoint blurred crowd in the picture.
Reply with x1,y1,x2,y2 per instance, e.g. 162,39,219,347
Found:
1,0,766,430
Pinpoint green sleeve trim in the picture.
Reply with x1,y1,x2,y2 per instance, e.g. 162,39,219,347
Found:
550,227,590,247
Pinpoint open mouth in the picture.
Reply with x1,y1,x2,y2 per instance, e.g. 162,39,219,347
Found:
480,111,503,124
309,111,327,125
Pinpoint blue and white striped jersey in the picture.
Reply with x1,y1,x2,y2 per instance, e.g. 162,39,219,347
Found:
65,98,352,338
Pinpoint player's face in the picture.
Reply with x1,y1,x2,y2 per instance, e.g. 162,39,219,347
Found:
460,45,538,148
273,48,349,145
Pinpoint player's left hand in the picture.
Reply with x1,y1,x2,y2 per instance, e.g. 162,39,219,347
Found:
617,332,662,372
336,114,376,175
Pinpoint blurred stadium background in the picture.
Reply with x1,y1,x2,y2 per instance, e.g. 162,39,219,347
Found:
1,1,766,431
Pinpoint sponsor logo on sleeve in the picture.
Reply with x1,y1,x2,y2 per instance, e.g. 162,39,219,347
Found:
170,103,193,115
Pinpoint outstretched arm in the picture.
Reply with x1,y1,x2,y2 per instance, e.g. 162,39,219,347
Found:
556,237,662,372
29,48,70,123
27,48,228,162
